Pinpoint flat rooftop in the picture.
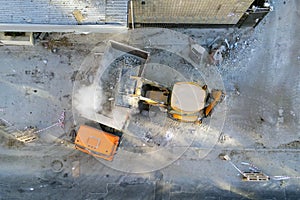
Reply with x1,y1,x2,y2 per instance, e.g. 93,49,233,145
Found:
0,0,127,25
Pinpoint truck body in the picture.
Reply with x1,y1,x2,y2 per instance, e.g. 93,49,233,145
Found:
74,125,120,161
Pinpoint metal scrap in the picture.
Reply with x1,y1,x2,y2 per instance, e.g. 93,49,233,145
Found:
220,154,270,181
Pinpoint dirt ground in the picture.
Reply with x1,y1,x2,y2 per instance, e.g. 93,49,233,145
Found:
0,0,299,199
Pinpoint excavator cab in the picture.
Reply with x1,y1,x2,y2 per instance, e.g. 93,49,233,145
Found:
169,82,207,123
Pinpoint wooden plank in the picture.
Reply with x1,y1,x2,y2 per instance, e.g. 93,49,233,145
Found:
242,172,270,181
72,10,85,24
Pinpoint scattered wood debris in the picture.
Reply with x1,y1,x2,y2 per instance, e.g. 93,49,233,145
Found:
73,9,85,24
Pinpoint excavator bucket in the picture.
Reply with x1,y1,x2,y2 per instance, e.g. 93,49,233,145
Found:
204,90,223,117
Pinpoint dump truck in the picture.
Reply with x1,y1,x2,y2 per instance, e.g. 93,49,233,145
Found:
74,125,120,161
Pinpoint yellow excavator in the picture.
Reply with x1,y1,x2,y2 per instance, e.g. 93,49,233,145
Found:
128,76,223,124
110,40,224,124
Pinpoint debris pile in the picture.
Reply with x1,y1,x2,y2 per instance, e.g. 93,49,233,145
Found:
100,54,143,115
219,154,270,181
220,154,300,182
205,32,257,68
0,111,65,144
0,118,38,144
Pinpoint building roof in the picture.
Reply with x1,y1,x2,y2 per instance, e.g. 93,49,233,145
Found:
131,0,254,25
0,0,127,25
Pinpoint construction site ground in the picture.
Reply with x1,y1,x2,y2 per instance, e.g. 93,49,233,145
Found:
0,0,300,199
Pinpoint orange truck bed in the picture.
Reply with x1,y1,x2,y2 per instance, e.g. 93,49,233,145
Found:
75,125,120,161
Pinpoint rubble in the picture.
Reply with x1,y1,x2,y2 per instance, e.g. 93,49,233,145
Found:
220,155,270,181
